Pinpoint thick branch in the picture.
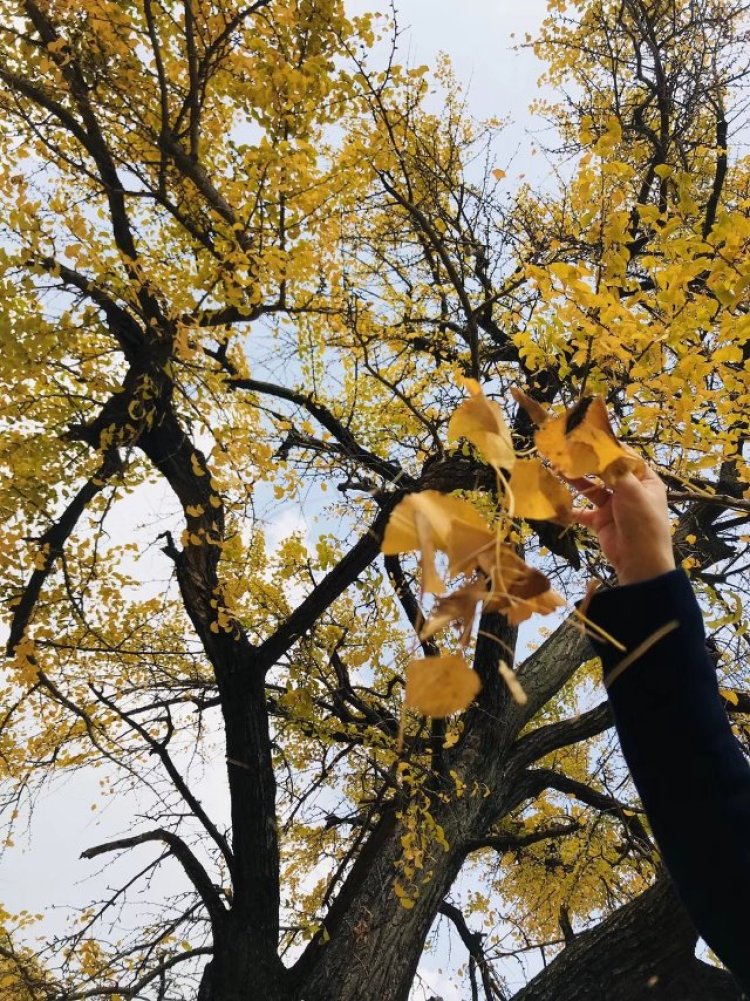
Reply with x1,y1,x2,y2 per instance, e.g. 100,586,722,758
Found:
35,256,144,358
81,829,226,927
228,376,408,486
514,617,593,726
509,702,614,770
6,448,122,654
510,876,740,1001
256,498,402,672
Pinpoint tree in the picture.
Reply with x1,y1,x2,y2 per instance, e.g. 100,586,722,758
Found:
0,1,749,999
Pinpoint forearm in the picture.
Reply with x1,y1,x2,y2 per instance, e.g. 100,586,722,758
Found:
587,570,750,991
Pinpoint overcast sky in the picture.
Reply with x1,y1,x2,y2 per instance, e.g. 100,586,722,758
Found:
3,4,553,999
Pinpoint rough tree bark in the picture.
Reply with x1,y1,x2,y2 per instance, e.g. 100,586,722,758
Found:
511,878,742,1001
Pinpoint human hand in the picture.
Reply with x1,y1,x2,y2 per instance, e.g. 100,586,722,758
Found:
572,465,676,586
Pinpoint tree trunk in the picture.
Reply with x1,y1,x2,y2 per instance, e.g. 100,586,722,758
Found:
198,917,288,1001
510,877,742,1001
298,811,468,1001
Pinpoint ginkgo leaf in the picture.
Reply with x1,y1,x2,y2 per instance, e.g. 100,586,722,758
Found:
381,490,487,555
720,688,740,707
510,386,550,427
535,396,645,486
448,378,516,471
507,457,573,523
419,582,488,645
414,510,444,594
499,660,528,705
382,491,489,593
481,545,565,625
444,518,496,577
405,655,481,717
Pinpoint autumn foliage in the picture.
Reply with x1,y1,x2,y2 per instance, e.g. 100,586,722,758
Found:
0,1,749,1000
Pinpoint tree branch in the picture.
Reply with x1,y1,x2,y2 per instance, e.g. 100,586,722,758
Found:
439,901,505,1001
6,448,122,654
81,829,226,927
523,766,652,852
256,498,402,672
465,819,583,855
509,702,614,771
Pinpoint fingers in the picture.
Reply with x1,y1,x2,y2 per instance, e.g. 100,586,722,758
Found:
573,506,598,527
566,476,612,508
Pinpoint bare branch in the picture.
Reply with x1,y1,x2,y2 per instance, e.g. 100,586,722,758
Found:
81,829,226,927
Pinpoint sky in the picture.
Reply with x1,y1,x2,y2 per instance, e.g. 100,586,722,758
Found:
2,3,556,999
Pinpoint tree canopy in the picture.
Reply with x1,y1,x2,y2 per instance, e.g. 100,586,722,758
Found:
0,1,749,999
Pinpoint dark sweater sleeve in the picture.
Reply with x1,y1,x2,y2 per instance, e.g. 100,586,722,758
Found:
586,569,750,992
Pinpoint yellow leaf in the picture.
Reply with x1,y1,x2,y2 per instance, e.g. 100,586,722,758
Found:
481,545,565,625
448,379,515,470
507,457,573,523
185,504,205,517
720,688,739,706
382,491,489,592
510,386,550,427
492,168,506,181
535,396,645,486
420,582,487,644
405,655,481,717
498,660,527,705
444,519,496,577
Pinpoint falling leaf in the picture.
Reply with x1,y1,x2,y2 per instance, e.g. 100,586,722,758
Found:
481,545,565,625
444,518,496,577
382,491,488,593
507,457,573,523
499,660,528,705
492,168,507,181
535,396,645,486
510,386,550,427
420,582,488,645
382,491,486,555
448,378,515,471
382,492,488,592
414,510,444,594
405,655,482,717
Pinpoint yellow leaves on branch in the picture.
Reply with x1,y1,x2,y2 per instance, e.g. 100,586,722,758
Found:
384,380,644,718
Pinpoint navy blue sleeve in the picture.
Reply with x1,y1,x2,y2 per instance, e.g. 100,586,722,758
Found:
586,569,750,992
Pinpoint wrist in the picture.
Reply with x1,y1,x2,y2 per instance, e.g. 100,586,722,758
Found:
616,552,676,586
